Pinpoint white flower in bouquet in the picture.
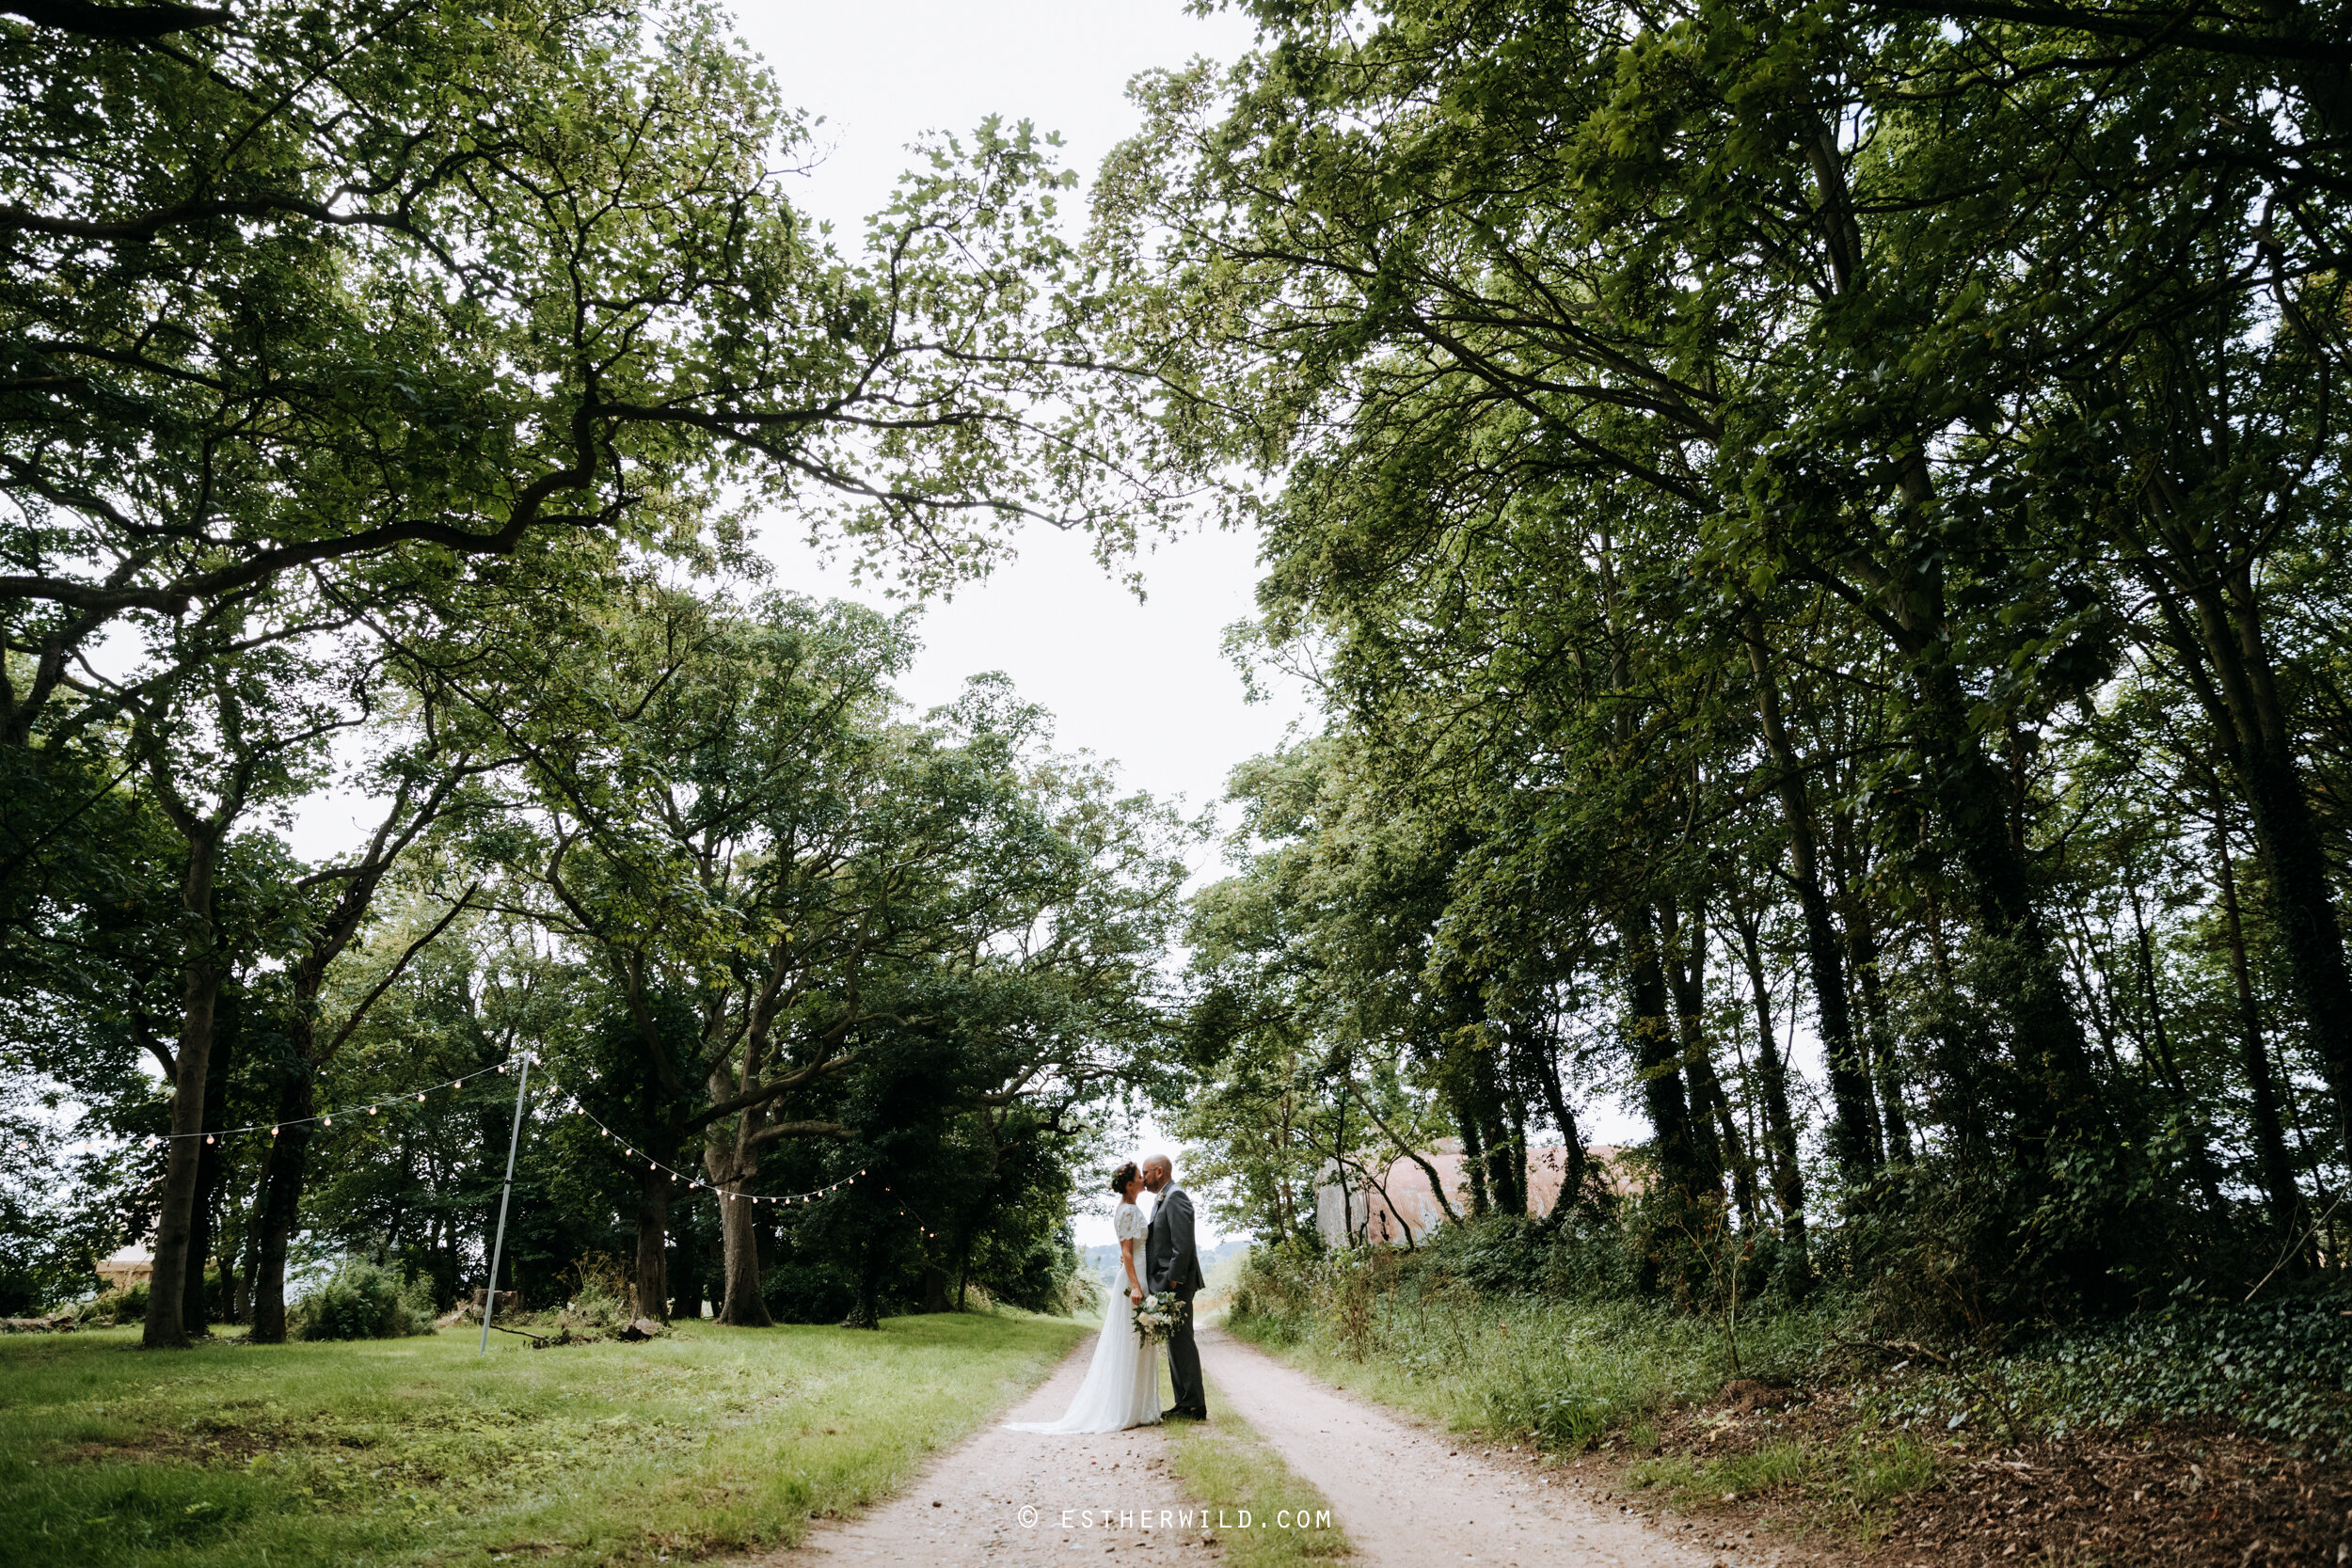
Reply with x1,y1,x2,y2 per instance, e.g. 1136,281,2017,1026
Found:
1134,1291,1190,1345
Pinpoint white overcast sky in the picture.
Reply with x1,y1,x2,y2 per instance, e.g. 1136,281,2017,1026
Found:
737,0,1303,835
739,0,1292,1245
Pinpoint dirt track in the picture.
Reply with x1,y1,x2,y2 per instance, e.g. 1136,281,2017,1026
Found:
1195,1325,1745,1567
784,1338,1220,1565
781,1323,1776,1566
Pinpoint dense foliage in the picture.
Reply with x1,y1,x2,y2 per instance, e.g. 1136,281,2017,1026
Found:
1097,0,2352,1332
8,0,2351,1385
1,0,1180,1341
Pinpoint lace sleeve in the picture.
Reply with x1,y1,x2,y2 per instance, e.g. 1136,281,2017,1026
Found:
1115,1205,1146,1242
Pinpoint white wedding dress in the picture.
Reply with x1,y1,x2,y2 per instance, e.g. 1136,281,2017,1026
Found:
1006,1201,1161,1433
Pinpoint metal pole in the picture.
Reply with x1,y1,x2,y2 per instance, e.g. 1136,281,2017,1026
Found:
479,1052,532,1356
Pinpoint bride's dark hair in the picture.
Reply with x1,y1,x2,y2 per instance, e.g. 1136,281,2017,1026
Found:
1107,1160,1140,1196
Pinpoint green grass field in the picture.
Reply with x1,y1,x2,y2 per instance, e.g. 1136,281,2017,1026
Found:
0,1313,1087,1568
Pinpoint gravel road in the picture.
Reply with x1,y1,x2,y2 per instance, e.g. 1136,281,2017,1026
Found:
1196,1326,1749,1568
783,1338,1222,1566
782,1325,1788,1567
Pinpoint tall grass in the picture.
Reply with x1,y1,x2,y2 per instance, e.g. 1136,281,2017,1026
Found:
1227,1238,1834,1449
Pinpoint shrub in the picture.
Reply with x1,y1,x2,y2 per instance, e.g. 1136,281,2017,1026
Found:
559,1253,636,1331
291,1258,435,1340
78,1283,148,1324
1832,1111,2250,1347
763,1257,857,1323
1058,1253,1103,1320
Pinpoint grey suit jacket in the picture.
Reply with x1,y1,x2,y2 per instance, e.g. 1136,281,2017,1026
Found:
1144,1186,1205,1294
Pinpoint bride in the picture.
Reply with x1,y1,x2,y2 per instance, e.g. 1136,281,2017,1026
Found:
1006,1160,1160,1433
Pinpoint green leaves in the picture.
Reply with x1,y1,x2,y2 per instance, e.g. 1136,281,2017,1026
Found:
5,0,1172,768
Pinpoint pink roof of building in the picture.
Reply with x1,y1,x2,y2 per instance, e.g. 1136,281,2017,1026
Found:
1314,1140,1633,1244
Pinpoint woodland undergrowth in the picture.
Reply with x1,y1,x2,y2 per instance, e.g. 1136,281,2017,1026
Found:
1225,1215,2352,1533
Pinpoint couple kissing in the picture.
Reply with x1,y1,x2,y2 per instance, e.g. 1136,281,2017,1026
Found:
1006,1152,1205,1434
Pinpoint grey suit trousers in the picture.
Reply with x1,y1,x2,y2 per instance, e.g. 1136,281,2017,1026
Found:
1163,1285,1203,1415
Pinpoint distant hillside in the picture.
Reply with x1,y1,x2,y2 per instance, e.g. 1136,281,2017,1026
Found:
1083,1237,1248,1293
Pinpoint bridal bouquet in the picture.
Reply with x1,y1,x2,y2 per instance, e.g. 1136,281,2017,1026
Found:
1134,1291,1189,1345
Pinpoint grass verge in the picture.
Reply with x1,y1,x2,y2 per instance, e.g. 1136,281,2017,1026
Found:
1223,1290,1794,1449
1224,1297,1931,1544
1160,1369,1352,1567
0,1311,1086,1568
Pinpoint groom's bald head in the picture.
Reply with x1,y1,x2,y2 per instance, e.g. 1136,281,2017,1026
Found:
1143,1153,1173,1191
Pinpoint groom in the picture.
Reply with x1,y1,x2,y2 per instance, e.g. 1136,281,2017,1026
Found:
1141,1153,1206,1419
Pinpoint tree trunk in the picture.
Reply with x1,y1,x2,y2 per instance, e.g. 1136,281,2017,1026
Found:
1470,1043,1522,1216
233,1185,260,1326
242,798,470,1338
143,831,223,1350
633,1167,671,1322
1731,909,1806,1259
2233,711,2352,1174
1804,139,2091,1130
2150,561,2352,1177
844,1229,882,1330
182,1160,216,1336
180,1015,234,1337
714,1190,773,1326
1456,1101,1490,1218
2217,827,2305,1240
1623,906,1711,1199
1528,1025,1590,1218
1743,620,1883,1179
1848,916,1914,1164
1701,1059,1758,1228
1660,900,1726,1180
1918,892,1992,1158
2126,884,2228,1216
667,1197,704,1320
247,1075,315,1344
1900,585,2097,1127
1506,1097,1529,1219
1664,899,1757,1225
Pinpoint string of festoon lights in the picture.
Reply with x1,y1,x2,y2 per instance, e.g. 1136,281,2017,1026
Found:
116,1056,534,1149
878,1186,939,1243
59,1051,868,1217
548,1092,866,1209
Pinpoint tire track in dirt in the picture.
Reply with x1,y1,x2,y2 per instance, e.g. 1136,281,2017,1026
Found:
1197,1325,1771,1568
